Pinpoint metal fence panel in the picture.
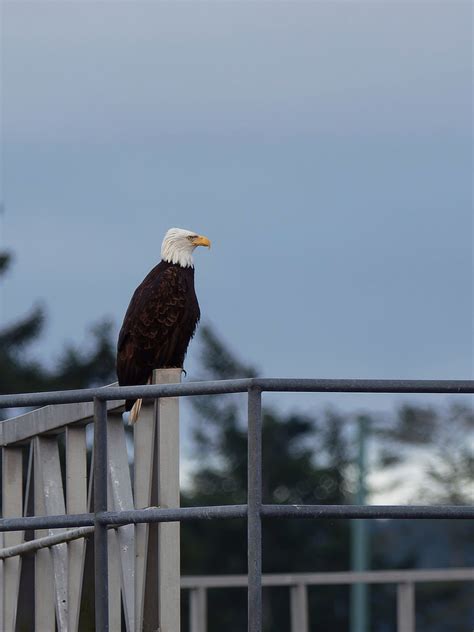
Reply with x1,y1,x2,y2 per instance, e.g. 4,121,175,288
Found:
0,376,472,632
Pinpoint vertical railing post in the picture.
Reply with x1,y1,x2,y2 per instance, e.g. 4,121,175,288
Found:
134,380,159,631
190,586,207,632
350,415,370,632
290,583,309,632
397,582,415,632
248,385,262,632
65,427,88,632
94,397,109,632
34,438,55,630
34,437,68,630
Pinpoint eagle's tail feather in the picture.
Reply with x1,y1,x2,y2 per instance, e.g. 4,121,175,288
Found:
128,398,143,425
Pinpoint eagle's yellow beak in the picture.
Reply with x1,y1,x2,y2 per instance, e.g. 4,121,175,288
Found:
192,235,211,249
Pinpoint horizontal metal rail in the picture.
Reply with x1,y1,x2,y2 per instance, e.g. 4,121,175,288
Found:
261,504,474,520
4,377,472,446
1,378,473,409
0,505,248,532
182,569,474,632
0,505,247,558
181,567,474,588
1,503,473,533
0,526,95,560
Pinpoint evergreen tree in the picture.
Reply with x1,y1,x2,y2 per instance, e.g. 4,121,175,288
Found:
181,325,473,631
0,251,116,404
182,325,353,631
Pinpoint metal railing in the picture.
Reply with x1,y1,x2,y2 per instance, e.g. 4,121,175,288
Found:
182,568,474,632
1,377,473,632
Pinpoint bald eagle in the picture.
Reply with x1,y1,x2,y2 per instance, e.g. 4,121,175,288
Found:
117,227,210,423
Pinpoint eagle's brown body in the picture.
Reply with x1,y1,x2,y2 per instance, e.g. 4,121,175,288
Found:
117,260,200,413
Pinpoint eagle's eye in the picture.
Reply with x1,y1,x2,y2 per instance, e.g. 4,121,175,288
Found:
188,235,198,240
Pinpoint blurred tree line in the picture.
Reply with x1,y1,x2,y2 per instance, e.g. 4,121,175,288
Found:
1,251,472,630
182,326,473,632
0,251,116,408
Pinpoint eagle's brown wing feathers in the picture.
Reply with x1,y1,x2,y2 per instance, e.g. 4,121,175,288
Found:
117,262,199,416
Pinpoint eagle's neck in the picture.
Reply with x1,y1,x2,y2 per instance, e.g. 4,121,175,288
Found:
161,244,194,268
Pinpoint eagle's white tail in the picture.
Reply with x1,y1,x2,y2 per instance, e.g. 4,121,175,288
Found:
128,398,143,425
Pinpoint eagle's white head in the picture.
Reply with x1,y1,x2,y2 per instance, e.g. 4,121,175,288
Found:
161,227,211,268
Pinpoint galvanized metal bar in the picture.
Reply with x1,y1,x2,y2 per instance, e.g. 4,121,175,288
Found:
0,378,253,410
0,504,248,532
248,386,263,632
256,378,474,394
290,584,309,632
2,500,473,534
100,503,248,526
397,582,415,632
2,501,474,533
0,512,94,532
93,397,109,632
1,377,473,410
189,587,207,632
261,504,474,519
0,526,94,559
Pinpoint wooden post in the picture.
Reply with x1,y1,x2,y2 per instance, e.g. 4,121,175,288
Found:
34,438,61,631
1,447,23,632
107,412,136,631
135,389,159,632
156,368,182,632
137,368,181,632
66,427,88,632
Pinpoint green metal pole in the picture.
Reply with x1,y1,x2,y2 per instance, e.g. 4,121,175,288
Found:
350,415,370,632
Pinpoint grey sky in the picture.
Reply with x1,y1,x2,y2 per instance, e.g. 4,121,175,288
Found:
1,1,472,418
